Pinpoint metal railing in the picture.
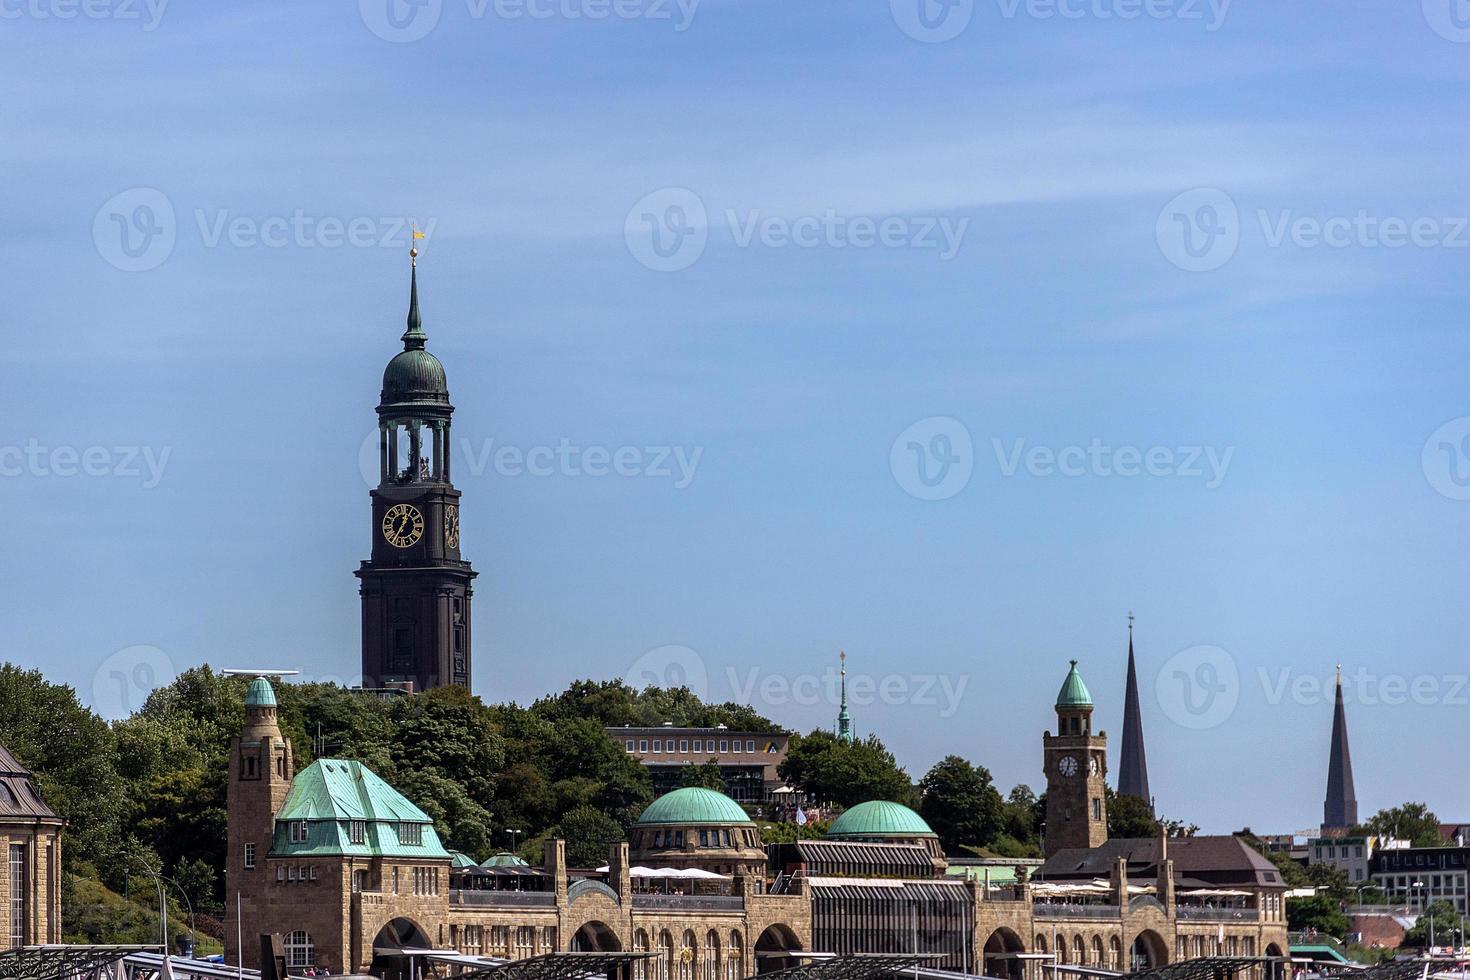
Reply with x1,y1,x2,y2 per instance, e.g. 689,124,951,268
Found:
1033,904,1122,920
1177,906,1260,922
631,894,745,911
449,889,557,908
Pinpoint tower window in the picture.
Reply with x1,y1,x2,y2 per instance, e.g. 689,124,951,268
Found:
1093,798,1102,821
244,843,256,869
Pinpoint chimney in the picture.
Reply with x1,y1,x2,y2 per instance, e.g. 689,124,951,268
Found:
1157,827,1175,909
610,841,632,901
545,838,569,903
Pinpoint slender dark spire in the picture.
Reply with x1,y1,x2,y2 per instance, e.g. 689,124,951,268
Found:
401,243,428,351
1118,613,1153,811
836,651,854,743
1323,664,1359,831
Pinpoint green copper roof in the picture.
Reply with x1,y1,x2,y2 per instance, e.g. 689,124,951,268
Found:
1056,660,1093,708
245,678,277,707
449,850,480,869
826,800,936,839
272,759,449,859
636,787,753,827
480,852,529,868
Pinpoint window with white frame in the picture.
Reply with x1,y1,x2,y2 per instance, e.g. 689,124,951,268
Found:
285,931,315,968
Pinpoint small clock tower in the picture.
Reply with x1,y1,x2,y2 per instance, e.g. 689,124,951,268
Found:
356,248,477,692
1043,659,1108,857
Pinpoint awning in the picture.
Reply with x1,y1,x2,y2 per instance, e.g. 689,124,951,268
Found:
449,952,658,980
0,946,161,980
740,953,944,980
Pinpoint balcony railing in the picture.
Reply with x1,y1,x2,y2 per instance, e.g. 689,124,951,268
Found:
1177,906,1260,922
450,889,557,908
631,894,745,911
1033,904,1122,920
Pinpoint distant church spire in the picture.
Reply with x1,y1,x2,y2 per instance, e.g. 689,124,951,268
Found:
836,651,854,743
1323,664,1359,831
402,240,427,350
1118,613,1153,811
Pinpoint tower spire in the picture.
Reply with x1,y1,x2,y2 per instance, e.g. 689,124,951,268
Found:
836,651,854,743
1323,665,1358,831
1118,613,1152,811
402,237,427,351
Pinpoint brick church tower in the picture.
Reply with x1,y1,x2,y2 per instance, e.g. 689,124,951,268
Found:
1043,660,1108,857
356,247,477,692
225,678,295,969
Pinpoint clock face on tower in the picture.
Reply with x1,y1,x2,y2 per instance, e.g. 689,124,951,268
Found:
1058,755,1079,778
1089,757,1099,776
445,505,460,549
381,503,425,548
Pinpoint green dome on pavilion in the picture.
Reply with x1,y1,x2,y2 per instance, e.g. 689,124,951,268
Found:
245,678,277,707
826,800,936,839
1056,659,1093,708
479,852,528,868
636,787,753,827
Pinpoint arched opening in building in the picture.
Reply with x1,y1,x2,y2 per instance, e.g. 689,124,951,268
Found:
573,921,623,952
1109,937,1123,972
754,924,802,975
1265,943,1286,980
370,917,433,980
1130,931,1168,973
983,928,1026,980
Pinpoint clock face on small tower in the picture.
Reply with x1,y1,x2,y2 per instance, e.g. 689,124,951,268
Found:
444,505,460,549
1058,755,1079,777
381,503,425,548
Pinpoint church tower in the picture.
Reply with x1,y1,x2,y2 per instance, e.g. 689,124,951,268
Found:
836,651,854,743
1118,615,1152,811
225,678,294,969
356,248,477,692
1043,660,1108,857
1322,665,1358,832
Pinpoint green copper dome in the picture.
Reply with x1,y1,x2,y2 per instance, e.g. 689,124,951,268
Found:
1056,659,1093,708
480,852,529,868
826,800,936,839
245,677,277,707
636,787,753,827
382,349,448,403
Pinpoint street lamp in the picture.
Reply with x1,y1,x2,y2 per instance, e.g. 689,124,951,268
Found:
508,829,523,855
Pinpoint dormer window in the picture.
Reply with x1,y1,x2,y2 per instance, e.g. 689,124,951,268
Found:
349,821,366,845
289,821,309,844
400,822,423,846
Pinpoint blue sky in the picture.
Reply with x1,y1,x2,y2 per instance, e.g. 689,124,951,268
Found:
4,0,1470,834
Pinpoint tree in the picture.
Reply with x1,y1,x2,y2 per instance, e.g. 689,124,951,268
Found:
0,665,129,882
757,819,829,845
553,806,625,867
1107,788,1161,838
1288,895,1349,938
680,760,727,791
1362,803,1444,848
777,731,914,808
917,756,1003,853
1401,899,1465,948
